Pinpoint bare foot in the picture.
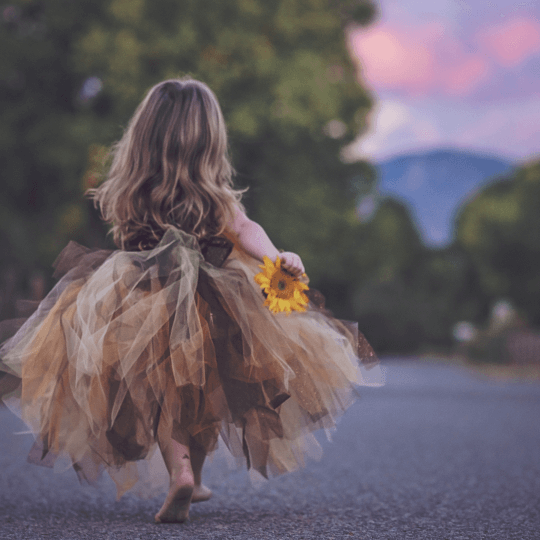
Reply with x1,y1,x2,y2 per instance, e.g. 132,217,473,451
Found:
192,484,212,503
154,470,194,524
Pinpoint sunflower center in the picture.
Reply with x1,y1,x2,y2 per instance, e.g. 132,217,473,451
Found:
270,273,294,299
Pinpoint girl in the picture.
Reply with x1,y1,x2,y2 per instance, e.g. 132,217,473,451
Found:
0,77,382,524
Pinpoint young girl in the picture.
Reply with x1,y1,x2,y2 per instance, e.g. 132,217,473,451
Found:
0,77,382,524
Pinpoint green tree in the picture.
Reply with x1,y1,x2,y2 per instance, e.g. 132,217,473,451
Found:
343,195,490,354
0,0,377,296
346,197,427,352
455,159,540,325
0,0,108,271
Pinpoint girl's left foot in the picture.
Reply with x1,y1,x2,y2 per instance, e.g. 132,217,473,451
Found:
192,484,212,503
154,470,194,523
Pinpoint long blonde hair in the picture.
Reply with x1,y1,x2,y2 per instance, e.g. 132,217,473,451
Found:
88,77,248,250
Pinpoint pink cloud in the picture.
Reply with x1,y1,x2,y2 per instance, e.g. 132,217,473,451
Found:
349,22,490,98
477,17,540,67
348,25,436,94
350,25,435,93
443,56,491,96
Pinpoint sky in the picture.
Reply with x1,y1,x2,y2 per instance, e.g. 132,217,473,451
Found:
345,0,540,164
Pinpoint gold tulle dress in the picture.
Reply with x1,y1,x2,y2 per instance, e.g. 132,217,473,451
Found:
0,228,383,498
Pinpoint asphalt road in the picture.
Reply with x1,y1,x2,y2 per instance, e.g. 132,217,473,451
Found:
1,358,539,540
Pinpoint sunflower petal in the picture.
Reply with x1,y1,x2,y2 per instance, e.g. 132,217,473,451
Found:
264,256,276,272
255,275,270,287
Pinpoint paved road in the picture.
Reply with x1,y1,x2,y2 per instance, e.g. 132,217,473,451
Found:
1,358,539,540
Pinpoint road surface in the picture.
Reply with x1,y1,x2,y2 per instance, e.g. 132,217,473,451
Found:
1,358,539,539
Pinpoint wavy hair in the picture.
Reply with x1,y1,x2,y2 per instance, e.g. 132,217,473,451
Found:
88,77,248,250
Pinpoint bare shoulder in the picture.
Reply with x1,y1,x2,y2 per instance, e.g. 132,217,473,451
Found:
226,204,252,236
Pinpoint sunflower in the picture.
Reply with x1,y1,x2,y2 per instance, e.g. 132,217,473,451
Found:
254,255,309,315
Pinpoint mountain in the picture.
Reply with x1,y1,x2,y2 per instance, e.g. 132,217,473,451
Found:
373,149,515,247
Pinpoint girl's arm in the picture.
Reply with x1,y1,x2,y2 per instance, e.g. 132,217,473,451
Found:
228,207,280,262
228,206,305,276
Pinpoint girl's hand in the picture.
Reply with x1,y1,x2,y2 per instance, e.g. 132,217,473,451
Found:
279,252,305,277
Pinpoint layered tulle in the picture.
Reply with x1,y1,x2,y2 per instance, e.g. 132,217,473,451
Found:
0,228,383,498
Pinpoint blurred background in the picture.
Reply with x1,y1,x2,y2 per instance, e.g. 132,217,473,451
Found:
1,0,539,365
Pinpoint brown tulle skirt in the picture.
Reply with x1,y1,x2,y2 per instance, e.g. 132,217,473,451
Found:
0,228,383,498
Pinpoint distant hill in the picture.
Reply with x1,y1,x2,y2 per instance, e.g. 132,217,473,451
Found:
374,149,515,247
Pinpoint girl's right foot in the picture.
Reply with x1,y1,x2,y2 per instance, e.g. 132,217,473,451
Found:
192,484,212,503
154,470,194,523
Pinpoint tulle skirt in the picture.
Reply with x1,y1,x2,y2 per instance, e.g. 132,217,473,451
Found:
0,228,383,498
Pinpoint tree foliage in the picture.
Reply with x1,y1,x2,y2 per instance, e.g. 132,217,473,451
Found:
456,159,540,325
0,0,376,280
